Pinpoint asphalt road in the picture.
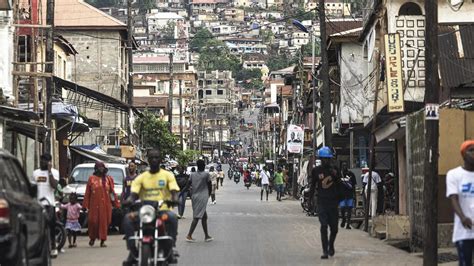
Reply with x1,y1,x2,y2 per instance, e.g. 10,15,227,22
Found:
54,164,423,266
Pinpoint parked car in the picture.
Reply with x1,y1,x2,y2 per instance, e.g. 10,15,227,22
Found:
63,163,127,230
0,149,51,265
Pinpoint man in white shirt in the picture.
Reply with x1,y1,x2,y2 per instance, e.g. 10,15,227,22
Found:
362,170,382,218
446,140,474,266
260,167,270,201
33,153,59,257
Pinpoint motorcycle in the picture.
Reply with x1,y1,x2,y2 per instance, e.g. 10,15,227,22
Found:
39,198,66,253
233,172,240,184
299,185,318,216
55,202,67,251
244,179,251,190
128,201,177,266
227,169,233,180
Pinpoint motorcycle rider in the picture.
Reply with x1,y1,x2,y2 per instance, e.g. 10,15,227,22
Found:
310,146,341,259
122,148,180,266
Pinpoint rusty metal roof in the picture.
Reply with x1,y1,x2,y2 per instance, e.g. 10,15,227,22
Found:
439,24,474,89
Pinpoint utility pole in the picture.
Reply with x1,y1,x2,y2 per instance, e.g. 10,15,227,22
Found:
319,0,332,147
127,0,133,140
44,0,55,154
423,1,439,264
168,53,174,133
179,80,183,150
311,31,317,152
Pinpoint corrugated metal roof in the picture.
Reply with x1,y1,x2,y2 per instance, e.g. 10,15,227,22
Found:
439,24,474,88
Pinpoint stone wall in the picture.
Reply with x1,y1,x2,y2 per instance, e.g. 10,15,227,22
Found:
406,109,425,251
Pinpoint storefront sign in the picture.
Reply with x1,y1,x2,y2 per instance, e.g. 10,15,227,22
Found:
384,33,405,113
287,124,304,154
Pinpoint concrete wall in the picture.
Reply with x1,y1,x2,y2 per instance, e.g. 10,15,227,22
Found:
61,30,128,145
339,42,367,124
0,11,13,98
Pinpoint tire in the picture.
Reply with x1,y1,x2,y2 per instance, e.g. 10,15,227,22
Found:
55,222,67,251
140,244,152,266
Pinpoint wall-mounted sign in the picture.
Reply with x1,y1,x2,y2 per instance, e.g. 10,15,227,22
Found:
287,124,304,154
384,33,405,113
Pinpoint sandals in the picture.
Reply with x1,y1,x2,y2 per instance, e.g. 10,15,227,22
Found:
89,240,95,247
100,241,107,247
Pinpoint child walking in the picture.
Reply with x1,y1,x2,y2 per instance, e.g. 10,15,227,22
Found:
61,193,82,248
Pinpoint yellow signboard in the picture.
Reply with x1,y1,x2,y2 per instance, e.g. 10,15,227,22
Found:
384,33,405,113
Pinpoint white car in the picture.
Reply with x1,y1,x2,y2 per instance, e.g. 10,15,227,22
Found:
63,163,127,228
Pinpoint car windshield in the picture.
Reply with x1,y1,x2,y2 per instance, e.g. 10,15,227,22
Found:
70,167,124,185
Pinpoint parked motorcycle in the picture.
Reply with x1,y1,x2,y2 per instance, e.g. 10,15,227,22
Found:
128,201,177,266
55,202,67,251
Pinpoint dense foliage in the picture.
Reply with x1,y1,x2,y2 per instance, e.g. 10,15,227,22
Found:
135,111,179,158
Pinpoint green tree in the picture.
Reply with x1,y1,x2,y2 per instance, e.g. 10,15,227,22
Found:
189,28,214,52
136,0,155,14
235,68,263,90
175,150,199,167
197,39,240,72
260,29,274,44
160,21,176,45
135,111,179,158
267,53,295,72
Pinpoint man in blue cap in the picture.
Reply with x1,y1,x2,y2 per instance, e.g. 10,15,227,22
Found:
310,146,341,259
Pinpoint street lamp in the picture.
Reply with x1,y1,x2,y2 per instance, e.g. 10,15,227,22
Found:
292,19,317,152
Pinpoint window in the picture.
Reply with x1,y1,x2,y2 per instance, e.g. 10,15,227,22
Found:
206,90,212,95
206,80,212,85
217,90,224,95
218,80,224,85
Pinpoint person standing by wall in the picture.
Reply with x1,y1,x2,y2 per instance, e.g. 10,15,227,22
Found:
310,146,340,259
447,140,474,266
33,153,59,257
186,160,213,242
362,168,382,218
339,162,357,229
83,161,119,247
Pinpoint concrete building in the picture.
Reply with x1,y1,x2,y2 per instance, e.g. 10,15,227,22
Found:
195,70,234,156
48,0,134,147
222,8,245,22
133,54,196,149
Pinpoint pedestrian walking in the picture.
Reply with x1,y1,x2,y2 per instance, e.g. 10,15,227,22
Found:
217,166,224,188
176,166,190,219
310,146,341,259
121,161,138,202
339,162,357,229
274,168,284,201
60,193,82,248
209,166,217,204
447,140,474,266
83,161,119,247
362,168,382,218
185,160,213,242
33,153,59,257
260,167,270,201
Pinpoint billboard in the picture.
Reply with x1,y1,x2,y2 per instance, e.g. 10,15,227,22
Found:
287,124,304,154
384,33,405,113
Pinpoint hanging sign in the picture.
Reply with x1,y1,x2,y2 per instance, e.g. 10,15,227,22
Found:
384,33,405,113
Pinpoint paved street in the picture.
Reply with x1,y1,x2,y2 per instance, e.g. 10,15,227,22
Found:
55,166,424,266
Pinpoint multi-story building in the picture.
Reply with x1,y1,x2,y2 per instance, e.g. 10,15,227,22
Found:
133,54,196,149
222,8,245,22
306,0,351,17
195,70,235,157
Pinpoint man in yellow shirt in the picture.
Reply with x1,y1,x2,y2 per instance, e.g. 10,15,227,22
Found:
122,148,180,265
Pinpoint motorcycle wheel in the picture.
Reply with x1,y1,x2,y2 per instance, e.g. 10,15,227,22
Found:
141,244,152,266
55,222,66,251
300,196,310,213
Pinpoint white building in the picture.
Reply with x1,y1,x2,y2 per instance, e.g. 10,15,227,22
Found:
0,9,13,101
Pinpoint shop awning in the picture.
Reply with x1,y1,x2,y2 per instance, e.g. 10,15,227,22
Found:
69,145,126,163
54,76,141,116
0,105,40,121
